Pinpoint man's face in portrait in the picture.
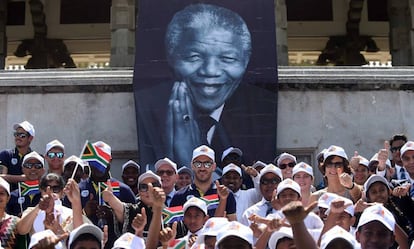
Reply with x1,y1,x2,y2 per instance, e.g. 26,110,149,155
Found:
171,27,249,113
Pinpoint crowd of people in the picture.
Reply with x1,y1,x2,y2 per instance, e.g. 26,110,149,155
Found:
0,121,413,249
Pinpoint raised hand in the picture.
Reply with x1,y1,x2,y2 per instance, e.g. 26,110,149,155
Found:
349,151,360,171
166,81,202,165
39,186,55,214
63,179,80,205
282,201,317,225
377,141,390,171
215,180,229,200
241,164,258,177
148,182,166,208
132,207,147,236
159,221,177,246
102,179,115,203
339,172,354,189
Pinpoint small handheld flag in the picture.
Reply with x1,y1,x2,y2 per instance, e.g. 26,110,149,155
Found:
19,180,40,196
167,239,186,249
81,141,111,173
162,206,184,224
201,194,219,210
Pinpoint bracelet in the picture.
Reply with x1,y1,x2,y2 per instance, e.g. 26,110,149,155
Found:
345,183,355,190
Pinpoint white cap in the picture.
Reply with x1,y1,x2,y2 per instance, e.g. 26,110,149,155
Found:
222,163,242,176
215,221,253,247
29,229,63,249
112,232,145,249
154,157,177,174
401,141,414,158
22,151,44,166
356,204,395,231
121,160,140,173
93,141,112,158
323,145,348,162
369,153,391,168
292,162,314,178
320,225,356,249
252,161,267,169
192,145,215,162
0,177,10,195
221,147,242,162
276,153,297,166
318,192,340,209
277,179,301,197
317,148,327,161
177,167,192,176
138,170,161,185
183,197,208,216
325,195,355,216
357,156,369,168
68,224,103,249
196,217,229,245
260,164,283,181
364,175,390,193
13,121,35,137
64,155,86,168
268,227,293,249
45,139,65,154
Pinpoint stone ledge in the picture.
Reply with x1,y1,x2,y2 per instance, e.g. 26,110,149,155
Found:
1,67,414,93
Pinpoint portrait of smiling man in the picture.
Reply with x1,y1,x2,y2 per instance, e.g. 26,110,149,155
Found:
134,0,278,168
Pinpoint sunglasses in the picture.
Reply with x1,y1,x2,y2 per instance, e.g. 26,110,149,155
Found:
390,145,403,153
279,162,295,169
42,185,62,193
23,163,43,169
13,132,29,138
156,170,175,176
325,162,344,168
47,152,64,159
192,161,213,168
138,182,161,192
260,178,281,185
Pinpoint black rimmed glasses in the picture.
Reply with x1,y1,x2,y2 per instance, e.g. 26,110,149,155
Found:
390,145,403,153
42,185,62,193
47,152,64,159
260,178,281,185
279,162,295,169
138,182,161,192
326,162,344,168
156,170,175,176
192,161,213,168
23,163,43,169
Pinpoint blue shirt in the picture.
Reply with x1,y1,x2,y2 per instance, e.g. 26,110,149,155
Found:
0,148,31,191
170,183,236,217
6,188,41,216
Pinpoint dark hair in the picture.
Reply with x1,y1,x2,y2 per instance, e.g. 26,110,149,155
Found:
69,233,101,249
39,173,65,190
165,3,251,61
389,134,408,146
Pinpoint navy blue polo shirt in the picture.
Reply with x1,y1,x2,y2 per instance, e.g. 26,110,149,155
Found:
7,188,41,216
0,148,31,191
170,183,236,217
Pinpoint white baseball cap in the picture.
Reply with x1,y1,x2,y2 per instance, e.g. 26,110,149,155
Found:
364,175,390,194
29,229,63,249
268,227,293,249
13,121,35,137
356,204,395,232
196,217,229,245
22,151,44,166
183,197,208,216
318,192,340,209
64,155,87,169
325,195,355,216
252,161,267,170
68,224,103,249
357,156,370,168
276,179,301,197
177,167,192,176
400,141,414,158
221,147,242,162
45,139,65,154
222,163,242,177
292,162,314,178
154,157,177,174
369,153,391,168
121,160,140,173
323,145,348,163
192,145,215,162
260,164,283,182
320,225,356,249
0,177,10,195
138,170,161,185
276,153,297,166
215,221,253,248
112,232,145,249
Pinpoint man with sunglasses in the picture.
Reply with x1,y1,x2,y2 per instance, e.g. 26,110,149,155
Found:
44,139,65,176
154,157,178,206
6,151,45,216
389,134,409,180
0,121,35,191
170,145,237,221
276,152,297,179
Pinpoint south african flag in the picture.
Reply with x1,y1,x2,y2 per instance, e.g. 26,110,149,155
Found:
19,180,40,196
162,205,184,224
201,194,219,210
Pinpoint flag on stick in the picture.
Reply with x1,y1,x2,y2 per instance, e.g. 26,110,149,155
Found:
201,194,219,210
19,180,40,196
80,141,111,173
162,206,184,224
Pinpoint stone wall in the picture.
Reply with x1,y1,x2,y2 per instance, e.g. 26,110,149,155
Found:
1,67,414,183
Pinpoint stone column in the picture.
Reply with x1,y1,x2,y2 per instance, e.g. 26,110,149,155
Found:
388,0,414,65
110,0,135,67
275,0,288,66
0,0,6,69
